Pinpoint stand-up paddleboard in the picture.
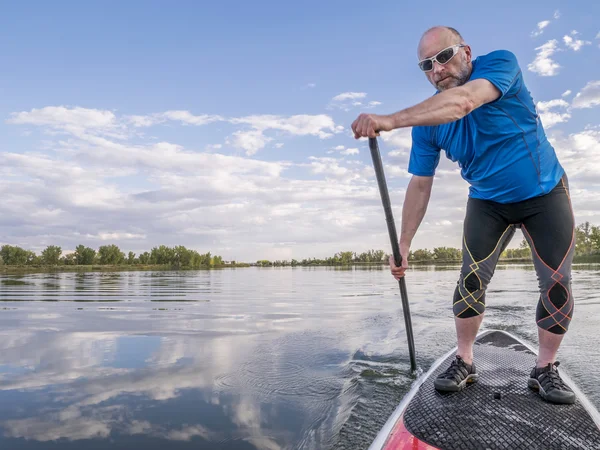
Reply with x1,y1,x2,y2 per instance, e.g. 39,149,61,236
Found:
369,329,600,450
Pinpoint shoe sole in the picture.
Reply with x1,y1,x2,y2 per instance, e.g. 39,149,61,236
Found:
528,378,576,405
434,373,479,392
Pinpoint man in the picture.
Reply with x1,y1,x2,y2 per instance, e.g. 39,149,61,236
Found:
351,26,576,404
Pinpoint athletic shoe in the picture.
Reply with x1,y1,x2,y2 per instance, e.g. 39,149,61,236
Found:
528,361,576,405
434,355,479,392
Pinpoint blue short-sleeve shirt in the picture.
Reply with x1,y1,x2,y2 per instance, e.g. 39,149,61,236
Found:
408,50,564,204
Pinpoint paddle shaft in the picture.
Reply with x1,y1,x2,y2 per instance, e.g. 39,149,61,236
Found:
368,136,417,372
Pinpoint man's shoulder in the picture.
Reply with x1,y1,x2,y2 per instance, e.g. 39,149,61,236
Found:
475,49,519,66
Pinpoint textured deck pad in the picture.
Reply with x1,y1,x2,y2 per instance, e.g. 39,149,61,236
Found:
403,331,600,450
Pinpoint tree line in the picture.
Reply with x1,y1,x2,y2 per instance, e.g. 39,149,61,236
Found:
256,222,600,266
0,244,226,269
1,222,598,269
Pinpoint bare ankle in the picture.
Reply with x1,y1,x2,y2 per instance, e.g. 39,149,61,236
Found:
457,353,473,365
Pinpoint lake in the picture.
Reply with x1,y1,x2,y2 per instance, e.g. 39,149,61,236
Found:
0,264,599,449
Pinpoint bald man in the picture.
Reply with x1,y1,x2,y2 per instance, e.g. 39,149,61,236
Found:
352,26,576,405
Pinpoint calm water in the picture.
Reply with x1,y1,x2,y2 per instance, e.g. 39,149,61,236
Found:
0,265,599,449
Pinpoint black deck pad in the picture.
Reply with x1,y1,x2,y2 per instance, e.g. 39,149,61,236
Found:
403,330,600,449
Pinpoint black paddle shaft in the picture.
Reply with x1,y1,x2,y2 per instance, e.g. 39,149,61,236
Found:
368,136,417,372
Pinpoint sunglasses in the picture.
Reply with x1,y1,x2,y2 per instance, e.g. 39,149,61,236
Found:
418,44,466,72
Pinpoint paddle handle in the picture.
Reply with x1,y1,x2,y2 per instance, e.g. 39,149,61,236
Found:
368,136,417,373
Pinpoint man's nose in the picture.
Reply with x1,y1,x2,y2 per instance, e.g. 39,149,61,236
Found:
432,60,445,75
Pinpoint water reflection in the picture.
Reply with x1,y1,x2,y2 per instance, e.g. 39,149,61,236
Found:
0,265,598,449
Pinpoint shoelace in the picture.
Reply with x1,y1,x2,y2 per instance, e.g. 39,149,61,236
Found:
540,363,569,391
440,358,467,380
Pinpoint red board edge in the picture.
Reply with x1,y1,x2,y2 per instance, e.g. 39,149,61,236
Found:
381,413,440,450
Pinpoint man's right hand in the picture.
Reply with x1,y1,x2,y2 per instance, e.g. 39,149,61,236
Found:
389,243,410,280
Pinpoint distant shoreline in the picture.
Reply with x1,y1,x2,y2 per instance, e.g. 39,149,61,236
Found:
2,255,598,275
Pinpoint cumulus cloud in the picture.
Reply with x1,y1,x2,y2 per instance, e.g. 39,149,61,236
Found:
528,40,561,76
126,111,224,127
536,98,571,128
8,106,116,129
228,114,342,155
572,81,600,109
329,92,381,111
332,92,366,102
4,101,598,261
562,90,572,98
563,32,591,51
531,20,550,37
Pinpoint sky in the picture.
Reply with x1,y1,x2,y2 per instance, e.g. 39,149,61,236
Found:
1,0,599,262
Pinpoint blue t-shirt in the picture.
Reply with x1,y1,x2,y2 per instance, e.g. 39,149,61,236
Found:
408,49,564,204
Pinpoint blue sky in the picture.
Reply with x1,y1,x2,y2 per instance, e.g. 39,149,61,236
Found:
1,0,599,262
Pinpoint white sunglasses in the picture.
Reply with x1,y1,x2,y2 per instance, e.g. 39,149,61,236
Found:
418,44,466,72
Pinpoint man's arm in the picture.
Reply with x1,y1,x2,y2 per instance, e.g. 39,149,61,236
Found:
352,79,501,138
389,175,434,280
400,175,434,249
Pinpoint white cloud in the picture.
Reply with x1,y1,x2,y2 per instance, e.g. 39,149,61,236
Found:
329,92,379,111
231,114,339,139
562,90,572,97
531,20,550,37
563,34,591,51
554,10,560,19
572,81,600,109
307,83,316,88
229,130,273,156
127,111,223,127
163,110,224,125
7,106,121,138
550,129,600,192
275,143,284,148
228,114,340,155
332,92,367,102
5,101,598,261
537,99,570,111
528,40,561,76
536,98,571,129
380,128,413,150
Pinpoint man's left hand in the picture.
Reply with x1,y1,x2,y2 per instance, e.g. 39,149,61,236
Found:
351,113,393,139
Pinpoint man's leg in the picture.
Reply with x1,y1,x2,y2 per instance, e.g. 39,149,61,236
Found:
521,175,576,404
434,198,514,392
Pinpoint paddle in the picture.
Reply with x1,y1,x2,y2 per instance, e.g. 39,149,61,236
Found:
368,136,417,373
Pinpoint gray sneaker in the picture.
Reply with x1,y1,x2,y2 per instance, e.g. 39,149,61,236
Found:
528,361,575,405
434,355,479,392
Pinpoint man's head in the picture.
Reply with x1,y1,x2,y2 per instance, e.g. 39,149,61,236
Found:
417,26,472,91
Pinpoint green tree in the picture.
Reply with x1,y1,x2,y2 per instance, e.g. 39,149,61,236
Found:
256,260,272,267
150,245,176,265
591,225,600,253
138,252,150,264
127,251,136,265
0,245,34,265
61,253,77,265
576,222,594,256
74,245,96,265
41,245,62,265
97,244,125,265
410,249,433,261
338,251,354,265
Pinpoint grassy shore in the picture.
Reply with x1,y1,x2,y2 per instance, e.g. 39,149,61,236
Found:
1,255,597,275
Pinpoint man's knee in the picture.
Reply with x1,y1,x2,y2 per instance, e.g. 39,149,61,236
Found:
536,283,574,334
453,273,487,318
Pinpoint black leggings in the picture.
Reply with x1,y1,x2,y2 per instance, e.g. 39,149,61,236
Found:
453,174,576,335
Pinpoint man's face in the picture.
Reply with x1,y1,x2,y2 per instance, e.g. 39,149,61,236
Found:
418,32,471,91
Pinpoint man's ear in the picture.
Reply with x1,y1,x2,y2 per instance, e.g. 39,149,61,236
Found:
463,45,472,63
